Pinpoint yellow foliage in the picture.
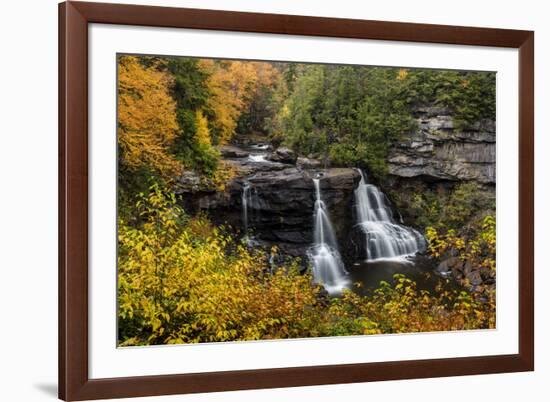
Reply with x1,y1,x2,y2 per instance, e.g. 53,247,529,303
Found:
397,68,409,81
118,189,496,346
194,110,211,145
199,60,278,143
118,186,323,345
425,215,496,329
209,161,237,192
118,55,181,177
426,215,496,273
338,275,495,334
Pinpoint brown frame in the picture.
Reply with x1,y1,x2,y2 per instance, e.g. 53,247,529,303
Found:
59,1,534,400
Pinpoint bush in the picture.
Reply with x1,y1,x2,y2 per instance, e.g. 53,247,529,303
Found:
409,182,494,231
426,215,496,274
342,274,495,333
118,187,496,346
118,186,326,345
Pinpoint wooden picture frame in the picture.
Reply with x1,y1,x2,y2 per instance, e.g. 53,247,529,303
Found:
59,1,534,400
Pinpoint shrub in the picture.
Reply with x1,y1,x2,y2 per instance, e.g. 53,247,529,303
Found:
118,187,496,346
118,186,325,345
426,215,496,274
409,182,494,231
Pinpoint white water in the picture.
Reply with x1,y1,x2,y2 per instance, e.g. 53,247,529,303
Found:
309,178,350,295
250,144,270,150
248,154,267,163
242,182,251,233
354,170,425,261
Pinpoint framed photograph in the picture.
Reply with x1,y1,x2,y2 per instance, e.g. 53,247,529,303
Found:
59,1,534,400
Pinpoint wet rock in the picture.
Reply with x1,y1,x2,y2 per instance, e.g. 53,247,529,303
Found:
436,256,487,288
466,270,483,286
217,145,249,158
174,170,204,194
437,256,463,276
268,147,297,164
242,168,360,253
296,157,322,169
344,225,369,262
181,160,361,264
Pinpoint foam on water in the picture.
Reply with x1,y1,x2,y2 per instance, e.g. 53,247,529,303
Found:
309,178,350,295
354,169,426,261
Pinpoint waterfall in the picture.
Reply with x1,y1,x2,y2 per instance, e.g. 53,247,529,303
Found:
248,154,267,163
354,169,425,261
242,182,251,233
309,177,350,295
250,144,270,150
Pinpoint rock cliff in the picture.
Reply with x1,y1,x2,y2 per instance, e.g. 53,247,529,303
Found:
388,106,496,184
175,148,360,261
175,106,497,284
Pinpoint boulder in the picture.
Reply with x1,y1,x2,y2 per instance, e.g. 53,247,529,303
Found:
268,147,297,164
436,256,487,288
217,145,249,158
437,256,462,275
174,170,203,194
296,157,322,169
466,270,483,286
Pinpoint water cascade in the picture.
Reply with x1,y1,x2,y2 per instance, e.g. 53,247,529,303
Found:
354,170,425,260
250,144,270,150
309,177,350,294
242,182,251,233
248,154,267,163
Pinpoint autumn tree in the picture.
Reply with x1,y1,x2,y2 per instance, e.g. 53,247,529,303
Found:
165,57,220,175
236,63,286,136
117,55,180,182
200,60,278,144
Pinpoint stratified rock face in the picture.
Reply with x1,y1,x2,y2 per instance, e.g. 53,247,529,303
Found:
388,106,496,184
244,167,315,245
244,168,359,253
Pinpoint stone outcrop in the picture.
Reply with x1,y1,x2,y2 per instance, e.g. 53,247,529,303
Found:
267,147,297,164
176,150,360,261
296,157,322,169
217,145,250,158
388,106,496,184
436,254,495,291
242,168,359,248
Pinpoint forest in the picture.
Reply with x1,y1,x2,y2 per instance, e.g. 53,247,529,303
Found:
117,55,496,346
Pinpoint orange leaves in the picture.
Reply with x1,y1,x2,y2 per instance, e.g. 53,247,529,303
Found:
117,188,323,345
118,188,495,347
199,60,278,143
397,68,409,81
117,56,280,181
348,274,495,333
118,56,181,178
